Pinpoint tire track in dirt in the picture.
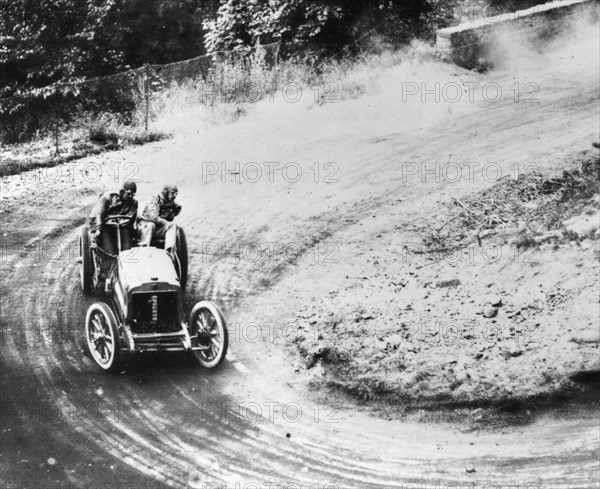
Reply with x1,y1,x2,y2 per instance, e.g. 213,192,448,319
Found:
4,230,471,488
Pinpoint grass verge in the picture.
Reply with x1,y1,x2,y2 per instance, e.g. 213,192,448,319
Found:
1,123,170,179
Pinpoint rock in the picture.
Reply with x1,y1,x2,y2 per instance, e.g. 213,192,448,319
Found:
455,369,469,382
570,332,600,344
529,299,544,311
437,279,461,288
385,333,403,349
563,211,600,238
314,363,325,378
490,297,503,308
483,307,498,318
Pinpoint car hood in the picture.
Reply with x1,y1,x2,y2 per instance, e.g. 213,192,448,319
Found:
118,247,180,290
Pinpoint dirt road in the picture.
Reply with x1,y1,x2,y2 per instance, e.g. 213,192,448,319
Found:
1,24,599,489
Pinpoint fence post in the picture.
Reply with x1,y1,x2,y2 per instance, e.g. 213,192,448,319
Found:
53,122,60,156
215,56,224,110
272,40,281,94
144,64,150,132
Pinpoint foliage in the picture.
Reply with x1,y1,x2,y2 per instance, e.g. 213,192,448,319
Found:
1,0,459,96
112,0,215,67
203,0,257,55
0,0,218,97
0,0,123,96
204,0,460,59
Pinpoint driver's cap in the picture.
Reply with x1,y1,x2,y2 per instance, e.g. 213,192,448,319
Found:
123,181,137,193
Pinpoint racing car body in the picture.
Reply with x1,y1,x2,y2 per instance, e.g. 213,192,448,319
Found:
78,216,227,371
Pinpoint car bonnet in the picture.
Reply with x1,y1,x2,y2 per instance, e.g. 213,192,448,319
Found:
118,247,180,290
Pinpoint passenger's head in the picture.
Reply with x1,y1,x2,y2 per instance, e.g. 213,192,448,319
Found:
162,184,178,202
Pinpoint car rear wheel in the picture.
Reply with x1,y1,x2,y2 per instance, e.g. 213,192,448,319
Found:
174,226,188,291
85,302,121,371
189,301,228,368
79,227,94,295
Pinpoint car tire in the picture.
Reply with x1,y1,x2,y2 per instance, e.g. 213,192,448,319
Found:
175,226,188,291
85,302,121,372
189,301,228,368
79,227,94,295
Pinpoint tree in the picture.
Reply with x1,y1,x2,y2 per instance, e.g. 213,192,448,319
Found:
0,0,123,96
0,0,219,97
203,0,460,59
114,0,212,67
203,0,257,55
204,0,345,57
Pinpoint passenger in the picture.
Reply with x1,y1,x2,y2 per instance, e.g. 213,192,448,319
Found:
138,184,182,251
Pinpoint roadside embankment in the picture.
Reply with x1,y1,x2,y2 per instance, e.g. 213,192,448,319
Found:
436,0,598,70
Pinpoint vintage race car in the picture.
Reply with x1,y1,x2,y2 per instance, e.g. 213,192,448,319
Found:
78,215,228,371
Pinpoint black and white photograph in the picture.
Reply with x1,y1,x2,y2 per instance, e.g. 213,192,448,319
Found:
1,0,599,487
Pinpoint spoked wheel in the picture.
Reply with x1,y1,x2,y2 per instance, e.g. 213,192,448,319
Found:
79,227,94,295
189,301,228,368
174,226,188,290
85,302,121,371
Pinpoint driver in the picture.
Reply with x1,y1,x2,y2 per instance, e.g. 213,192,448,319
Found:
138,184,181,251
88,181,138,262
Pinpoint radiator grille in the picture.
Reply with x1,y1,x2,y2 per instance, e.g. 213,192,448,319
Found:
130,292,179,333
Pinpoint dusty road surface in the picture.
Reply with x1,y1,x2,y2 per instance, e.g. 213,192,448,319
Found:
1,22,599,489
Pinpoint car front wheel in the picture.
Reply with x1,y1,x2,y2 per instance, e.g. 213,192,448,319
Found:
189,301,228,368
85,302,121,371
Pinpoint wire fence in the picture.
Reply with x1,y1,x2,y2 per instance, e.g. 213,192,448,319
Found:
0,42,280,151
1,0,594,154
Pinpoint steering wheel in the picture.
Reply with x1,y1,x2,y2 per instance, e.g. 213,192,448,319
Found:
103,215,133,228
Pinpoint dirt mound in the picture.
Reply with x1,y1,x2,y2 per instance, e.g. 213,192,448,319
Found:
434,146,600,249
286,146,600,410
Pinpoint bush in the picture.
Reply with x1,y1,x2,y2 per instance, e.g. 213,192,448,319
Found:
88,114,169,147
89,118,120,145
0,71,143,145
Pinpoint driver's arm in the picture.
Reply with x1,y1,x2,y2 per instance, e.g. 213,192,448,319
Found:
129,201,138,230
89,193,110,233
